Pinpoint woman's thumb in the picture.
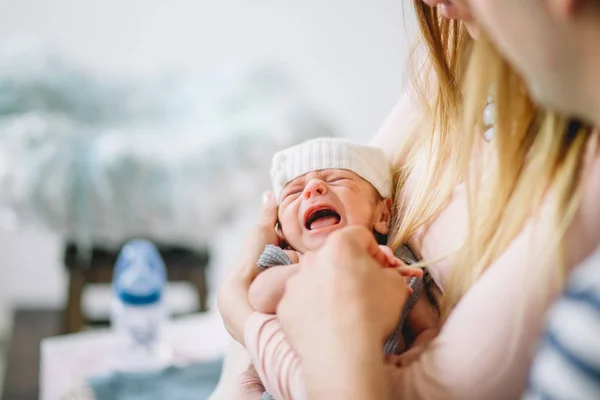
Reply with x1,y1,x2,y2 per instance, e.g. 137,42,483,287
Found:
260,191,278,226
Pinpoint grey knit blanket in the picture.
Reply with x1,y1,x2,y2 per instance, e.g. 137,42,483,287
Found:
257,244,424,400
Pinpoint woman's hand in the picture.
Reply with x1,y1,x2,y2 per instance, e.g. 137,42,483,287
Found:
378,245,423,282
218,191,280,344
278,227,413,346
276,226,412,398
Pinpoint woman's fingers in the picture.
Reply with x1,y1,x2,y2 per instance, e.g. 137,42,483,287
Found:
257,190,280,250
395,266,423,278
254,191,280,254
260,191,279,231
236,191,281,280
375,245,424,285
378,245,400,266
377,245,423,273
217,190,281,344
381,268,413,298
326,226,389,267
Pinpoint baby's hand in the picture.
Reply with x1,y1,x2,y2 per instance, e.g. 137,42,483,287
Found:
283,249,301,264
378,245,423,278
384,346,426,368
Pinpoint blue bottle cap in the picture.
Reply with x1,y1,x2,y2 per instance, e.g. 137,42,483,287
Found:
117,287,161,305
113,239,166,306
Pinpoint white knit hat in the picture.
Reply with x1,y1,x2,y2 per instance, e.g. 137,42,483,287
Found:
271,137,391,203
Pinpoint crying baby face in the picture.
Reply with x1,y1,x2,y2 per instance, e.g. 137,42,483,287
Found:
277,168,390,253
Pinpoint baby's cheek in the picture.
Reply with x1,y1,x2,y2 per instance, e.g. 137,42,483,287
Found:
347,204,377,227
281,225,299,246
279,210,302,247
278,204,295,231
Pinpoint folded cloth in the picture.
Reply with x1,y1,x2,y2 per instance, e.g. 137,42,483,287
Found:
88,359,223,400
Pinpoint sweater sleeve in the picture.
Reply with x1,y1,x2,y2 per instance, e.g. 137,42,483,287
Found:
209,340,266,400
244,312,307,400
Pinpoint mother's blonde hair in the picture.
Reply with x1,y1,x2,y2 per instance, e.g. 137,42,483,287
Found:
389,1,593,321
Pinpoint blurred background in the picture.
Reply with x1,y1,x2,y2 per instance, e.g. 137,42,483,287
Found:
0,0,417,398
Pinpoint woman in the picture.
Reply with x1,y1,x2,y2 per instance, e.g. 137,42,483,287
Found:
217,0,600,398
461,0,600,397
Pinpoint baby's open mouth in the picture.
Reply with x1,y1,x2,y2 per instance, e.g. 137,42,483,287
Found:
304,208,341,231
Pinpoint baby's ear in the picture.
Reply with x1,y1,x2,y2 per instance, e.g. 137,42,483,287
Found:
373,198,393,235
275,221,290,246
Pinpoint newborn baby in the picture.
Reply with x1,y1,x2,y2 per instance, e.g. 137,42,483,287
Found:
227,138,440,400
250,137,438,354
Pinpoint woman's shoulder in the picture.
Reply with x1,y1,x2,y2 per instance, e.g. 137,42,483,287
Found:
370,91,422,162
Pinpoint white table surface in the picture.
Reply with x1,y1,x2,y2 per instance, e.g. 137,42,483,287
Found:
40,311,228,400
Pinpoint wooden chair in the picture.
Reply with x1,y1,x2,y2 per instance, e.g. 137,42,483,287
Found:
63,242,210,333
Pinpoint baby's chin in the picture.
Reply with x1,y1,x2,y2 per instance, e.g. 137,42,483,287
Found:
299,224,347,252
301,237,327,253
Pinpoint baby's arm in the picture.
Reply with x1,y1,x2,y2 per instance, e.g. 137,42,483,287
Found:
389,288,440,367
249,264,300,314
250,249,301,314
407,288,440,347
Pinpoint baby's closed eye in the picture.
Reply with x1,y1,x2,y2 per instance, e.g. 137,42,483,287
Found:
281,187,303,201
329,177,349,183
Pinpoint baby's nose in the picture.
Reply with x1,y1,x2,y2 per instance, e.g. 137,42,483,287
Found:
303,179,328,199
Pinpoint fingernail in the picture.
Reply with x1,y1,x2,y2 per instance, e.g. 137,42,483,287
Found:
262,191,273,204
